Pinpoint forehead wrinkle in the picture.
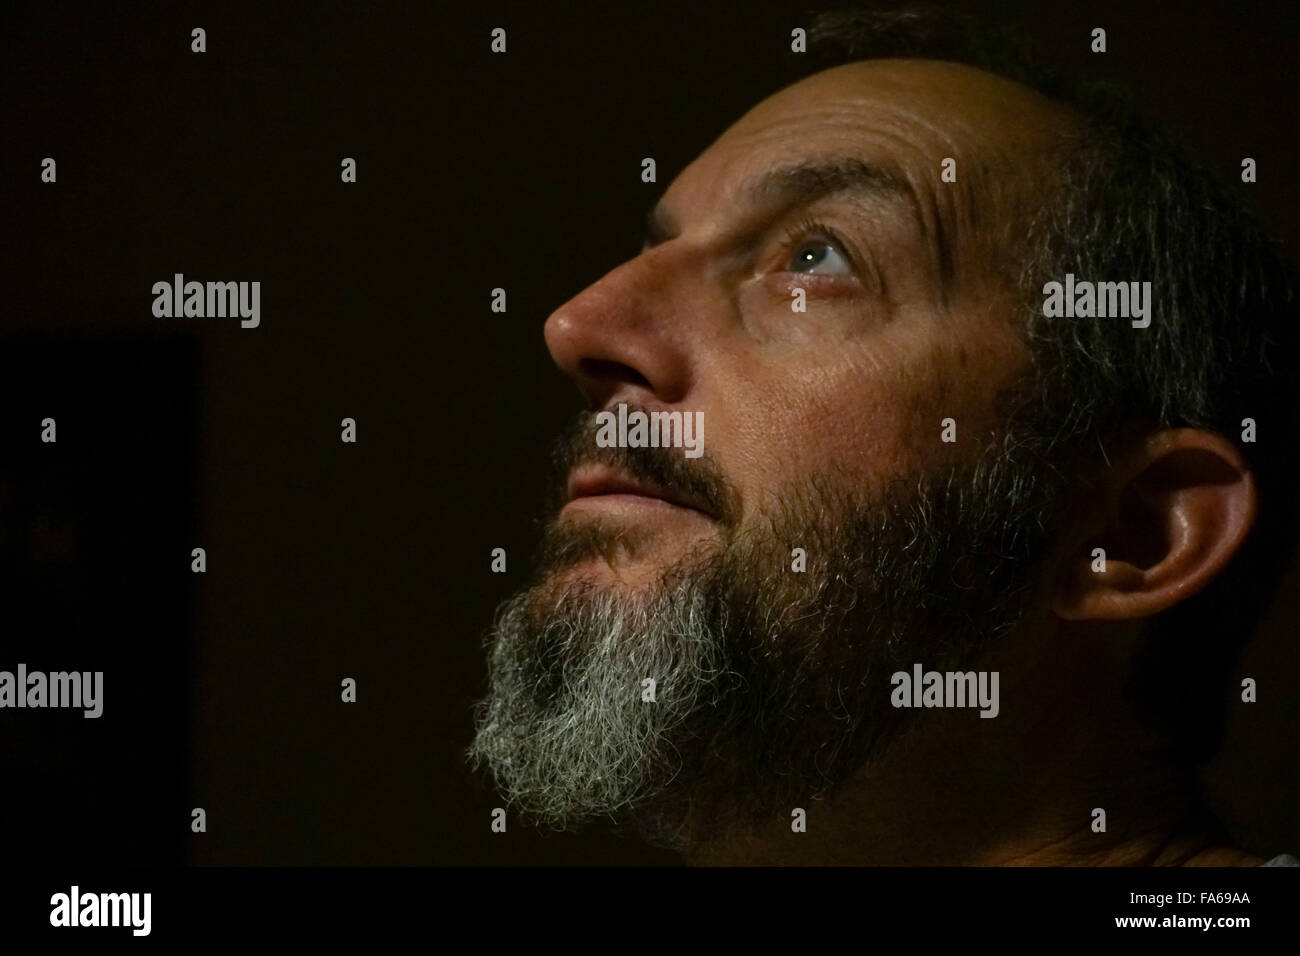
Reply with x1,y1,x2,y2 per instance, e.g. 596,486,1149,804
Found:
866,112,977,314
744,155,911,206
644,152,914,252
892,163,953,312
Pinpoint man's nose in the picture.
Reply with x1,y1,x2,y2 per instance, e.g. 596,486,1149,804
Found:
543,248,695,409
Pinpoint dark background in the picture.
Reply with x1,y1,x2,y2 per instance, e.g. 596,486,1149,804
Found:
1,0,1296,865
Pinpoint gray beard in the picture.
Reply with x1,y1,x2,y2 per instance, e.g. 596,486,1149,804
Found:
468,446,1058,853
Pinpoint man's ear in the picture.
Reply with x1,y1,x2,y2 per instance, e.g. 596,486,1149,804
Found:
1051,429,1257,621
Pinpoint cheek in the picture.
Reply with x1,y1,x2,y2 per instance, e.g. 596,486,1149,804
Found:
705,341,929,512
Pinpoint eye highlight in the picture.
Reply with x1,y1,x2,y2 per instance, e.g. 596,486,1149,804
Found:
779,216,857,278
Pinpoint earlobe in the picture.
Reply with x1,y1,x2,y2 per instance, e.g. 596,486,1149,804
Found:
1050,430,1257,622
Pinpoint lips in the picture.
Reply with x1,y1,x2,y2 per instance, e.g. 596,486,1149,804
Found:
566,464,715,519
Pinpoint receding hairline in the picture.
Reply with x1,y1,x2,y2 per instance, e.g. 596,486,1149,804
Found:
751,56,1085,139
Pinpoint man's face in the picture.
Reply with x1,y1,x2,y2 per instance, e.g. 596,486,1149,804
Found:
541,60,1068,586
470,61,1077,848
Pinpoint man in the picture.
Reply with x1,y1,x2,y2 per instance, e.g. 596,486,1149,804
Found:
468,7,1299,865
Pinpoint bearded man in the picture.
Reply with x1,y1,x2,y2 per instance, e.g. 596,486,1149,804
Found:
469,8,1299,866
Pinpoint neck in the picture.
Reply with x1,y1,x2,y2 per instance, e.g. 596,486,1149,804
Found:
687,618,1257,866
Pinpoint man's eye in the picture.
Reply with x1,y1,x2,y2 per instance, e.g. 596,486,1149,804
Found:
787,241,853,276
780,218,856,278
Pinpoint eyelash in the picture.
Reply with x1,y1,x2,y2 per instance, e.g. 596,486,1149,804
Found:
778,216,858,275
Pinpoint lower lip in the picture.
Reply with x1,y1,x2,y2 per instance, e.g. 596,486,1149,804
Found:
564,493,705,516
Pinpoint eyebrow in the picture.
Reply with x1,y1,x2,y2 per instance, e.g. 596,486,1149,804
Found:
642,157,917,250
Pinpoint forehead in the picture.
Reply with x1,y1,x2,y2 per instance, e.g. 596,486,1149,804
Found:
726,58,1072,151
658,59,1076,257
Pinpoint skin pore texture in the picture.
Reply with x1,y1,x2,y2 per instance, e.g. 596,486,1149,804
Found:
472,60,1263,866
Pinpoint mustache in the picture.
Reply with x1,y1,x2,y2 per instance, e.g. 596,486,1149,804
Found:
544,404,741,528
